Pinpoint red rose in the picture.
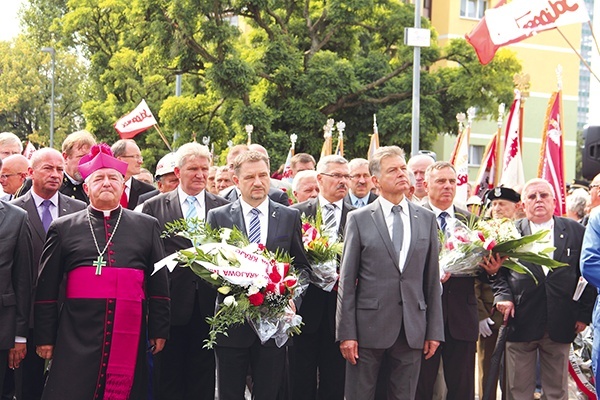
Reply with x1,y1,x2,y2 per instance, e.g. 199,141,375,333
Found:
257,244,266,251
248,292,265,306
266,283,277,293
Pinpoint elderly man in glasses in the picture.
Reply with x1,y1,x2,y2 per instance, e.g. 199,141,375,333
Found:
493,178,596,400
0,155,29,201
111,139,155,209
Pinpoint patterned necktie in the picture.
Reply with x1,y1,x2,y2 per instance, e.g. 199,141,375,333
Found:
185,196,198,220
391,205,404,257
323,203,337,234
438,211,449,233
248,208,261,243
41,199,53,232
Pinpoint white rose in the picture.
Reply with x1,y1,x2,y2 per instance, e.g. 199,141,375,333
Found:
221,228,232,242
247,285,260,295
223,295,237,307
253,277,268,289
210,273,219,280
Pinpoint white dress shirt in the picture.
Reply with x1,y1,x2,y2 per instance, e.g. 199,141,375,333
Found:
379,196,411,272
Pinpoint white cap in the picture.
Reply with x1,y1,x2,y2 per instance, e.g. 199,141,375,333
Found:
155,153,176,177
466,195,482,206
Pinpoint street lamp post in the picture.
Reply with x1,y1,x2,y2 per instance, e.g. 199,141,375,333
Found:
41,47,56,148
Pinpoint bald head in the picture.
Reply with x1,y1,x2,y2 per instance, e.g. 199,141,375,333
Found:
0,154,29,195
30,148,65,199
407,154,435,200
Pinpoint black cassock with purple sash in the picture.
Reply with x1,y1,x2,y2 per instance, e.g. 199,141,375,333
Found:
35,207,170,400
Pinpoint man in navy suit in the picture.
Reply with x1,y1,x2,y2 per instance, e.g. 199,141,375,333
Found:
291,155,354,400
11,148,86,400
143,143,228,400
206,151,310,400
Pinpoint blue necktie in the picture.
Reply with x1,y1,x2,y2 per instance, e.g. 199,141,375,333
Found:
438,211,449,233
355,199,365,208
41,199,53,232
248,208,261,243
185,196,198,220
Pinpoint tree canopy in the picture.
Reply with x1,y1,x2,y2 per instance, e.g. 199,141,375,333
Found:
2,0,521,168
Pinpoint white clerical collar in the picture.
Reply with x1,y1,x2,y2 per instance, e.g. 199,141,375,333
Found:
31,190,60,209
239,197,270,217
90,205,120,217
318,195,344,209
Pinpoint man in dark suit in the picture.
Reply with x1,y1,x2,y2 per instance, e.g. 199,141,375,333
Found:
336,146,444,400
60,130,97,204
111,139,155,209
0,158,33,396
143,143,228,400
220,144,290,206
291,155,354,400
416,161,501,400
206,151,310,400
345,158,377,208
494,178,595,400
11,148,86,400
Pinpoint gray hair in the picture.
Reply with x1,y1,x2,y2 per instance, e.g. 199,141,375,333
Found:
292,170,318,192
567,188,590,219
407,169,416,186
174,142,212,168
30,148,63,169
522,178,555,199
424,161,455,183
0,132,23,153
348,158,369,172
316,155,348,174
111,139,136,158
369,146,406,177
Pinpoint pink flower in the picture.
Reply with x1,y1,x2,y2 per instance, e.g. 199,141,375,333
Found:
476,231,485,242
446,241,455,250
456,234,469,243
484,238,496,251
248,292,265,306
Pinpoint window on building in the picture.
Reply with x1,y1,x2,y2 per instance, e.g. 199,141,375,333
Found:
469,144,485,166
460,0,487,19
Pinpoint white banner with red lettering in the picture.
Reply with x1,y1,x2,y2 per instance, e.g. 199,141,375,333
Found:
114,99,157,139
485,0,589,46
500,93,525,189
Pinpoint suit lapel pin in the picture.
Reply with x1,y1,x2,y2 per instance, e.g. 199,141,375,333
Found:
560,234,564,238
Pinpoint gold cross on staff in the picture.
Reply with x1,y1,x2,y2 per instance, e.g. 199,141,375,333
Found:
93,255,107,275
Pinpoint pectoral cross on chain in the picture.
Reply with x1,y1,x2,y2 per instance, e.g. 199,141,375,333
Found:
93,255,107,275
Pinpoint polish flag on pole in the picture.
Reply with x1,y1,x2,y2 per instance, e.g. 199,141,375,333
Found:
114,99,158,139
538,90,567,216
473,132,498,199
450,117,471,205
500,91,525,189
466,0,589,64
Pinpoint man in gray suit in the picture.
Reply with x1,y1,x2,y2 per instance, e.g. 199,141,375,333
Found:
336,146,444,400
0,157,33,395
11,148,86,400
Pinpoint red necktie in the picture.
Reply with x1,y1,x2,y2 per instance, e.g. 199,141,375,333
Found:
120,190,128,208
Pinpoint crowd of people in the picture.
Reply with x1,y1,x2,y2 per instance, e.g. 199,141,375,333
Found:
0,128,599,400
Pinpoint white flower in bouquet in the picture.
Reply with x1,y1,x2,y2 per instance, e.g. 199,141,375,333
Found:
223,295,237,307
247,285,260,296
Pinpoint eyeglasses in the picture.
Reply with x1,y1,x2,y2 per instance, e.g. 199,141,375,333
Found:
350,173,371,180
121,155,143,161
0,173,21,180
321,173,351,180
526,192,552,201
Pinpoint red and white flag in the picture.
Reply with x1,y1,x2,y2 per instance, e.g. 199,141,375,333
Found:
538,91,567,216
450,123,471,205
22,141,36,160
466,0,589,64
473,132,498,199
367,115,380,161
500,92,525,189
282,148,293,181
114,99,157,139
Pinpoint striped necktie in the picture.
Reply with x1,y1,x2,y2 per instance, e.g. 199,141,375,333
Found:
248,208,261,243
438,211,449,233
323,203,337,234
185,196,198,220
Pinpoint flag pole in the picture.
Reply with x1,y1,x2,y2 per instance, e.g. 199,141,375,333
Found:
153,124,173,151
513,73,529,148
557,27,600,83
587,21,600,58
494,103,505,186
